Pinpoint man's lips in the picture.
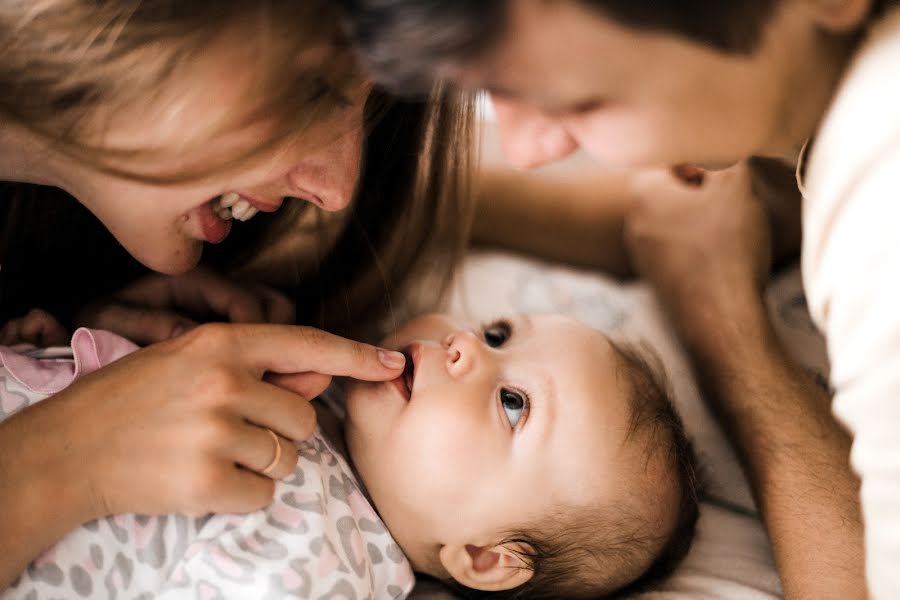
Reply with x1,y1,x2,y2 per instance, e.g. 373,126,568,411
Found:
672,164,706,186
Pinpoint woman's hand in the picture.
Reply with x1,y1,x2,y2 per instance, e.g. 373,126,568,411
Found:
1,323,406,520
74,267,296,345
0,308,69,347
624,163,772,334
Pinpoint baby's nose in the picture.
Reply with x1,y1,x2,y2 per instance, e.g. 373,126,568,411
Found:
442,332,455,350
443,332,475,377
448,346,462,363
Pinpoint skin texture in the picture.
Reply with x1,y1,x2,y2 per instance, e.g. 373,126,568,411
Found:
345,313,676,592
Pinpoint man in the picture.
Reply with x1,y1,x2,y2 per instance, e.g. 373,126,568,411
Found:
340,1,900,597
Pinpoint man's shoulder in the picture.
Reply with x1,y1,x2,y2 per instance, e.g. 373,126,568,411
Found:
808,6,900,199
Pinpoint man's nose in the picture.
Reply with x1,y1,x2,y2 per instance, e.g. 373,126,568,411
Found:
492,96,579,170
442,331,481,378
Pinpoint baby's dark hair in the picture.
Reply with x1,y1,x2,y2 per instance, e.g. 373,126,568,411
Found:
443,341,702,599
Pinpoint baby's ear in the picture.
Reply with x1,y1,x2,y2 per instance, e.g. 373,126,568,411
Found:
438,542,534,591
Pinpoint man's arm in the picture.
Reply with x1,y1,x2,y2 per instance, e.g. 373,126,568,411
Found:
626,165,865,599
678,281,864,600
474,167,633,276
475,158,800,278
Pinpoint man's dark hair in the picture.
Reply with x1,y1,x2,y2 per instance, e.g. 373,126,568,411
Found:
337,0,780,92
339,0,900,93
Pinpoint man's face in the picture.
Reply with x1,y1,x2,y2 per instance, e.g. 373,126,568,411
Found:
459,1,817,171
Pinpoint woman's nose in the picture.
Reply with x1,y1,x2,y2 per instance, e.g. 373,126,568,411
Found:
286,118,363,212
492,96,579,170
442,331,479,378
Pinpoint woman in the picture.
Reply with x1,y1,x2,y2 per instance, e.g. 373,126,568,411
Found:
0,0,474,587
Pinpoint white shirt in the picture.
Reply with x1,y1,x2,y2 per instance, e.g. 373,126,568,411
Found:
803,6,900,598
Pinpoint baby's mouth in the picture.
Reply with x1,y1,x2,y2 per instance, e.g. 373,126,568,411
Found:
390,348,416,402
402,349,415,396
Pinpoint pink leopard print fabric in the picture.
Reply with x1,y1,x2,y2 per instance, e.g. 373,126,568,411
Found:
0,329,414,600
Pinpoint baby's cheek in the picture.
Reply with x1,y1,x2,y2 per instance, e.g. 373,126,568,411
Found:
399,414,493,498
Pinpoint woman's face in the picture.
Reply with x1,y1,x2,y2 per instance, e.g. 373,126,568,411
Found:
51,40,368,275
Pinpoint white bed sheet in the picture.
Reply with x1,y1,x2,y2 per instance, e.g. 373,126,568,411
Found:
410,250,829,599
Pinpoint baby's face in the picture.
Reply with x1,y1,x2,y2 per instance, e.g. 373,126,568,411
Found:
345,313,639,571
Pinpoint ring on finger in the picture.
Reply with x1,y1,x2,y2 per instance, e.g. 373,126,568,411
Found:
260,428,282,476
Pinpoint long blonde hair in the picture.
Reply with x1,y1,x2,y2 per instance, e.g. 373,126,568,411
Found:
209,85,477,340
1,0,361,181
0,0,475,339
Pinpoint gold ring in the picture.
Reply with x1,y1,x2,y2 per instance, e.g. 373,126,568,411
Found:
260,428,282,476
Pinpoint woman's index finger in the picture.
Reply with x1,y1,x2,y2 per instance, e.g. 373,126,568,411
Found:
225,324,405,381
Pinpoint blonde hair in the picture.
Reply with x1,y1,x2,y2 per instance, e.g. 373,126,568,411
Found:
0,0,477,338
1,0,361,182
213,86,477,341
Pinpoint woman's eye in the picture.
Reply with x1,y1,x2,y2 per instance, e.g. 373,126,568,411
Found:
482,321,511,348
500,388,528,428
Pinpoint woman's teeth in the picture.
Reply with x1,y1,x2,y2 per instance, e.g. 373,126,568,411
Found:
212,192,259,222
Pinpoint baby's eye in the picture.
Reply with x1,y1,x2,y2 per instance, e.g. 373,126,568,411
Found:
500,388,528,428
482,320,512,348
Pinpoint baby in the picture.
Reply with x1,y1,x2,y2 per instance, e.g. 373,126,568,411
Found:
0,313,700,599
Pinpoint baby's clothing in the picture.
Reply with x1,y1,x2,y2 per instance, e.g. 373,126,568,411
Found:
0,329,414,600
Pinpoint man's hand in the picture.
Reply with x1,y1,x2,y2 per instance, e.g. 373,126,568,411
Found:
625,163,772,336
75,267,296,344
